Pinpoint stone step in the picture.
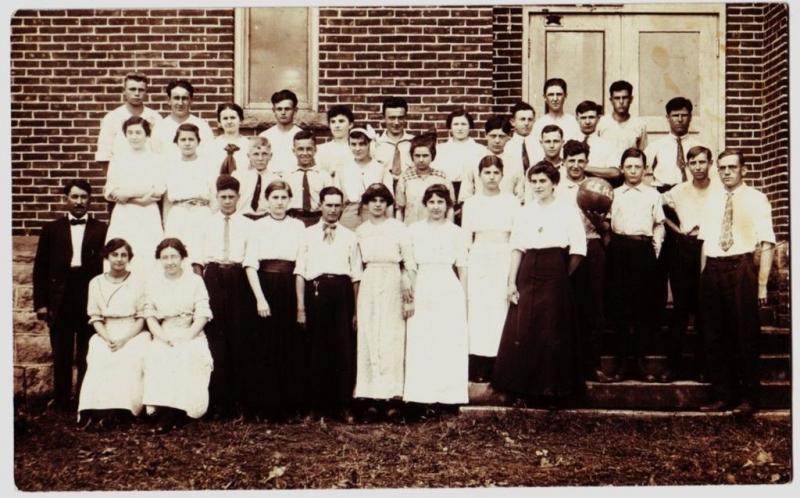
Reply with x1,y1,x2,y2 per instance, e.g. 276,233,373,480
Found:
597,353,790,382
597,326,790,355
460,406,791,421
468,380,790,410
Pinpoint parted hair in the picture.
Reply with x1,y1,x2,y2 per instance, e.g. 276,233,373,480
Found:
361,183,395,207
122,115,151,136
422,183,453,207
103,238,134,260
478,154,504,173
527,160,560,185
155,238,188,259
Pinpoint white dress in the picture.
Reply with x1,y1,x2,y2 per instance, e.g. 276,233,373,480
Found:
78,273,150,416
354,218,415,399
461,192,520,357
403,220,469,404
163,155,216,266
104,147,165,276
141,271,214,419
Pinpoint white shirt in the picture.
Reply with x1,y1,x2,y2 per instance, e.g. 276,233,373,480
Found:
374,131,415,177
532,113,583,143
661,180,720,233
315,140,353,180
285,166,334,211
431,138,487,182
459,148,525,202
597,114,648,152
233,168,282,216
295,221,362,281
95,105,162,162
200,212,252,264
611,183,665,236
150,114,215,157
258,124,303,176
243,215,306,268
461,191,520,235
584,132,620,169
68,214,87,267
555,178,601,240
337,159,393,204
644,133,703,187
505,133,544,173
698,183,776,258
509,198,587,256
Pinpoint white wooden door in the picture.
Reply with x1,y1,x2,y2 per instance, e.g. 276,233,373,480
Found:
527,8,723,151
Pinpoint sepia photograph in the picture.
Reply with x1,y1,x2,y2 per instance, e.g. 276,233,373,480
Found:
7,0,794,493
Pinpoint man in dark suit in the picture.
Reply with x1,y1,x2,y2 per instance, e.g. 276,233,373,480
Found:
33,179,107,411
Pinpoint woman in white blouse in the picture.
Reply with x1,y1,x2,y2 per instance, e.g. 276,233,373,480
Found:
492,161,587,408
244,180,307,420
209,103,251,176
432,108,487,204
337,127,393,230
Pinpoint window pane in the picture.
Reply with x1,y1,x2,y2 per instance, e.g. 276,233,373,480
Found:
639,32,700,116
545,31,605,111
249,8,309,106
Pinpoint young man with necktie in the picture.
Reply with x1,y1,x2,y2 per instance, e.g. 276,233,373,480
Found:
286,130,333,227
233,137,280,221
374,97,415,189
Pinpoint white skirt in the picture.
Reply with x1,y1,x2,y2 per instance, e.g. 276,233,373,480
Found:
403,264,468,404
142,326,213,419
467,240,512,357
77,318,149,416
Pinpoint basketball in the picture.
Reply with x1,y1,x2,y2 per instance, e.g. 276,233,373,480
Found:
577,177,614,213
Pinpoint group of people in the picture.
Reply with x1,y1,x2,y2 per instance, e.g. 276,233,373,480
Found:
32,73,776,434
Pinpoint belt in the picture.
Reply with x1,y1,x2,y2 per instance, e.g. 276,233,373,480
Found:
363,261,403,269
258,259,295,273
613,233,652,242
172,198,210,207
205,261,242,269
312,273,349,282
287,208,321,216
707,252,752,263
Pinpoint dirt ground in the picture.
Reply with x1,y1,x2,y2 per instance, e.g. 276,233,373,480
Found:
14,408,792,491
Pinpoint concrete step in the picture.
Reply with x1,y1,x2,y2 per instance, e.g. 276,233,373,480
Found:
468,380,791,410
460,406,791,421
597,352,790,382
597,326,790,355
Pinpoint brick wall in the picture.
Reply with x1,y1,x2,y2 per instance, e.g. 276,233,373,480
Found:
318,5,495,140
10,8,236,235
491,6,524,115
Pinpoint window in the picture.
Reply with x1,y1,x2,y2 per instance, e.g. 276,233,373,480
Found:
235,7,319,112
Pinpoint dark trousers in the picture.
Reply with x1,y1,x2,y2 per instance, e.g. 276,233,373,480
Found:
570,238,606,375
666,233,705,375
700,254,761,405
288,209,322,227
49,269,93,409
606,234,659,373
305,274,356,411
203,263,254,416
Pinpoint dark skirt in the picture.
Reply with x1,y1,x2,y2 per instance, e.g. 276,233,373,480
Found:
305,274,356,410
203,263,255,415
250,262,310,416
492,247,581,399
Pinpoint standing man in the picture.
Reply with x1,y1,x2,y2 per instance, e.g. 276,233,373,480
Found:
295,186,362,421
199,175,255,419
95,72,162,165
532,78,582,142
33,180,108,411
597,80,648,152
660,145,718,382
698,150,775,414
374,97,415,187
645,97,703,191
557,140,611,382
504,101,541,177
258,89,304,175
150,79,215,156
575,100,622,183
286,130,334,227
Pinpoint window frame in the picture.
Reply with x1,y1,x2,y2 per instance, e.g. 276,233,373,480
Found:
234,7,320,121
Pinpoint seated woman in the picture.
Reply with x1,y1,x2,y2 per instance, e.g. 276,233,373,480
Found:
142,238,214,433
78,238,150,431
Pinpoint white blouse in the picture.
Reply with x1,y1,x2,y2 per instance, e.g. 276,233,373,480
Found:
243,215,306,268
509,197,587,256
337,159,394,204
432,138,488,182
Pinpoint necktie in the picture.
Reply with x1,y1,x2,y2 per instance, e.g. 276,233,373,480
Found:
323,223,337,244
220,143,239,175
302,169,311,212
719,192,734,252
70,218,86,226
391,143,402,177
583,134,590,144
522,139,530,173
250,173,262,213
676,136,687,182
223,215,231,261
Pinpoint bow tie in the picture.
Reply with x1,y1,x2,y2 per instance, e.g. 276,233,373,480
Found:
70,218,86,226
324,223,337,230
224,143,240,155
